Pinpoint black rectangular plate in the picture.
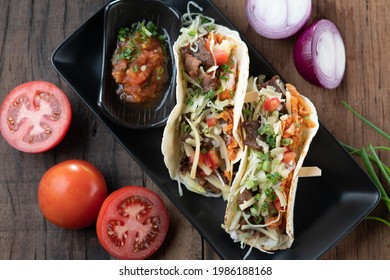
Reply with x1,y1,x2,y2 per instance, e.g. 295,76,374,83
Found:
51,0,380,260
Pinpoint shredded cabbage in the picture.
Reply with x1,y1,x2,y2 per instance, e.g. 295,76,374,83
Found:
184,117,201,179
184,94,206,114
207,99,232,111
228,211,242,231
259,87,283,99
255,138,269,153
180,2,215,49
239,196,257,211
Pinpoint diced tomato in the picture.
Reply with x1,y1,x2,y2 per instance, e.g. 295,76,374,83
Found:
204,150,220,170
283,151,297,165
214,49,229,65
219,89,232,101
206,117,218,127
263,97,281,112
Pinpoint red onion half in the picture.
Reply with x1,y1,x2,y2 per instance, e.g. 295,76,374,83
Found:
293,19,346,89
246,0,312,39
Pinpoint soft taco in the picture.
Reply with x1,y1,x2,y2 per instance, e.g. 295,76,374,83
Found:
161,11,249,199
223,75,319,253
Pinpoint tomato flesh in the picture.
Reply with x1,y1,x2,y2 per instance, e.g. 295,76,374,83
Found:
206,117,218,127
38,160,108,229
0,81,71,153
283,151,297,165
263,97,281,112
96,186,169,260
204,150,220,170
214,49,229,65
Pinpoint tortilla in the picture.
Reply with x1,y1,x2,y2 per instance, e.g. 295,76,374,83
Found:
223,75,319,253
161,14,249,199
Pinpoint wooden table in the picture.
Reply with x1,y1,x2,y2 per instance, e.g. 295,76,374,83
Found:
0,0,389,260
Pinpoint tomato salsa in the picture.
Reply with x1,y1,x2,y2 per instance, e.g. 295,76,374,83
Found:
111,21,169,103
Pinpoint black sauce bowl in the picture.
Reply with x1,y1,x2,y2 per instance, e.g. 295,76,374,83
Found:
98,0,182,128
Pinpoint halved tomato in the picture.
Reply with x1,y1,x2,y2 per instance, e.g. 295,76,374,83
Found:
96,186,169,260
0,81,72,153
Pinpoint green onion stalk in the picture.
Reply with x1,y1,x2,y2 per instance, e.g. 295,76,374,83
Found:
341,101,390,227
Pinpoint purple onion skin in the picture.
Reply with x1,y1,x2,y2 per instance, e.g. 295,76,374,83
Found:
294,19,346,89
246,0,312,39
293,21,322,87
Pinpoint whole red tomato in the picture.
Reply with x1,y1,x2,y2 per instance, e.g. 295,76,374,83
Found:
38,159,108,229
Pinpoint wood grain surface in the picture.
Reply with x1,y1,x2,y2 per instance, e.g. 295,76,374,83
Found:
0,0,389,260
